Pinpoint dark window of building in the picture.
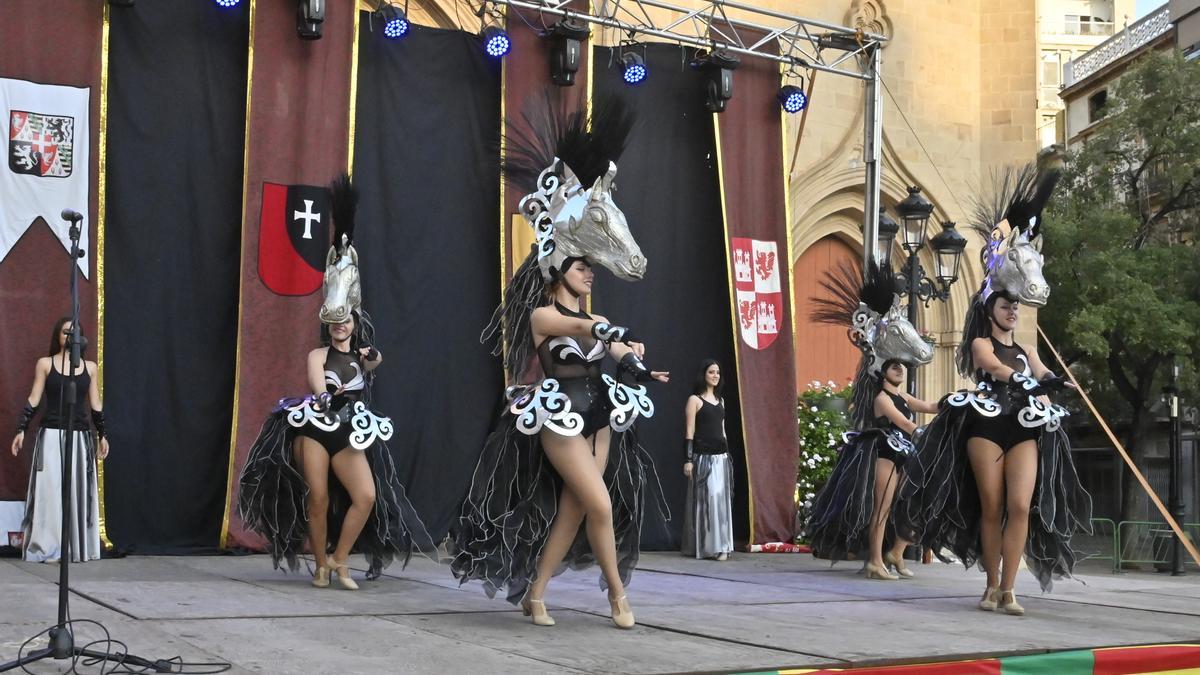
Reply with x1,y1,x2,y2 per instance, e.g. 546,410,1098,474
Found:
1088,89,1108,123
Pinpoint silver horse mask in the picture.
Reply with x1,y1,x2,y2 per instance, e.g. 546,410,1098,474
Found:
813,261,933,377
973,164,1061,308
319,233,361,325
981,224,1048,307
520,159,646,282
318,173,361,325
850,297,934,376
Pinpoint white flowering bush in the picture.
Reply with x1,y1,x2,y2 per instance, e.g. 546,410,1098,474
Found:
795,379,851,540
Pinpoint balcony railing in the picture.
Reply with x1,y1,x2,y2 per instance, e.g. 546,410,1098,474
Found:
1064,7,1173,86
1041,18,1116,37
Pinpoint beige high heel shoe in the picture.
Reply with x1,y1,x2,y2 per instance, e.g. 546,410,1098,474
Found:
311,561,330,588
979,586,1000,611
997,589,1024,615
521,597,555,626
883,552,914,579
324,559,359,590
864,562,899,580
609,593,635,629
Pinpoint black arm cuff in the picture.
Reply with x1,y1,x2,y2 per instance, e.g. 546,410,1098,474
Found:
591,322,639,345
618,352,654,382
91,409,107,440
685,439,694,462
366,347,380,362
16,402,37,433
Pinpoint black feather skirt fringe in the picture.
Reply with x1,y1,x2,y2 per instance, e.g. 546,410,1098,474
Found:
893,401,1093,591
805,429,911,562
449,407,667,605
237,398,438,579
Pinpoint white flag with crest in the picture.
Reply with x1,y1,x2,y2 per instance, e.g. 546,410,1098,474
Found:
0,77,90,277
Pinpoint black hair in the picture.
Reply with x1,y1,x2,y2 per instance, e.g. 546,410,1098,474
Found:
693,359,724,398
48,316,87,358
955,289,1018,379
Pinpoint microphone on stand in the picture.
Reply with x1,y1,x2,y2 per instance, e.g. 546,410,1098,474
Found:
60,209,85,256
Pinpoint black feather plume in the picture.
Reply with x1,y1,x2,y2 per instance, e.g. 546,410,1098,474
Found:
330,172,358,247
502,90,636,194
810,259,896,327
969,164,1061,242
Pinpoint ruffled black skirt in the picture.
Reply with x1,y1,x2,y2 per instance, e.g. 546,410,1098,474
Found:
237,396,437,578
450,378,666,605
805,429,911,562
894,392,1093,590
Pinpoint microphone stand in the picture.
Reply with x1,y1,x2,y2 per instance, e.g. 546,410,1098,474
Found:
1,212,168,672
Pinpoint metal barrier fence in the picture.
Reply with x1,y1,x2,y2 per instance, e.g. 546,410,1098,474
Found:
1081,519,1200,573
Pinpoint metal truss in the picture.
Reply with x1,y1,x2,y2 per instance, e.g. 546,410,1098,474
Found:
485,0,887,81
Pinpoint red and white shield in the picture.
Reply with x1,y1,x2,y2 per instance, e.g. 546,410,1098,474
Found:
732,238,784,350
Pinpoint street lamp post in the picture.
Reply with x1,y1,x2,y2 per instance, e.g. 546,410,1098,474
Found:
885,186,967,396
1167,358,1186,576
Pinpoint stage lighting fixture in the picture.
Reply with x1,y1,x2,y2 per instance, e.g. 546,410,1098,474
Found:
481,25,511,58
620,52,647,85
297,0,325,40
378,3,409,39
545,18,590,86
777,84,807,113
689,50,740,112
214,0,242,7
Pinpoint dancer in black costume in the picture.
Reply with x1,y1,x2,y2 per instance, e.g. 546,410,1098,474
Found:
452,96,668,629
238,174,435,588
896,165,1092,615
806,262,936,580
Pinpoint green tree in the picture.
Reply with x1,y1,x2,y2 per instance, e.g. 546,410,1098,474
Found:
1043,50,1200,522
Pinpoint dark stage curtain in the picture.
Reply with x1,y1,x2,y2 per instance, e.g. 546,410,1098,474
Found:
592,45,746,549
352,24,503,540
103,1,248,551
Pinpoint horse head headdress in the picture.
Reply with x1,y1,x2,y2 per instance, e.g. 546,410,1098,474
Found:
812,260,934,429
956,162,1062,377
319,173,361,326
485,92,642,379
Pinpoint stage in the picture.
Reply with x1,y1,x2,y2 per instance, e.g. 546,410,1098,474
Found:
2,552,1199,674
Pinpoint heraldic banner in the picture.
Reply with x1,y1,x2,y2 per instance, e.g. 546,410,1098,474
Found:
714,37,799,545
0,77,91,277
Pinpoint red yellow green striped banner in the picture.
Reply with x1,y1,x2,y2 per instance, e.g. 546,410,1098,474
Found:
740,644,1200,675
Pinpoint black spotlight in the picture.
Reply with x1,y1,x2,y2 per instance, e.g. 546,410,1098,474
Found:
690,50,740,112
777,84,808,113
377,3,409,40
545,18,590,86
297,0,325,40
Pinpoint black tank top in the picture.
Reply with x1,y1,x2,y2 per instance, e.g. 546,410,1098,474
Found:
323,347,366,405
977,336,1030,384
41,362,91,429
693,397,728,453
873,390,913,433
535,303,604,380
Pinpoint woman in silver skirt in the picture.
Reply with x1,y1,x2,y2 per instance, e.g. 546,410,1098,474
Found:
10,318,109,563
682,360,734,560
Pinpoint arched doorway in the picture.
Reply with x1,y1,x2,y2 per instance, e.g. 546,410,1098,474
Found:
793,235,861,393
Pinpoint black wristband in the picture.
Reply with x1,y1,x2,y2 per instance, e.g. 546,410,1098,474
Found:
91,409,107,440
16,402,37,433
618,351,654,382
1039,373,1067,391
684,438,695,462
366,347,380,362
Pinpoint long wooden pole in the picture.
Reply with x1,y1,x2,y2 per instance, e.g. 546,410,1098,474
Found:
1039,326,1200,567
